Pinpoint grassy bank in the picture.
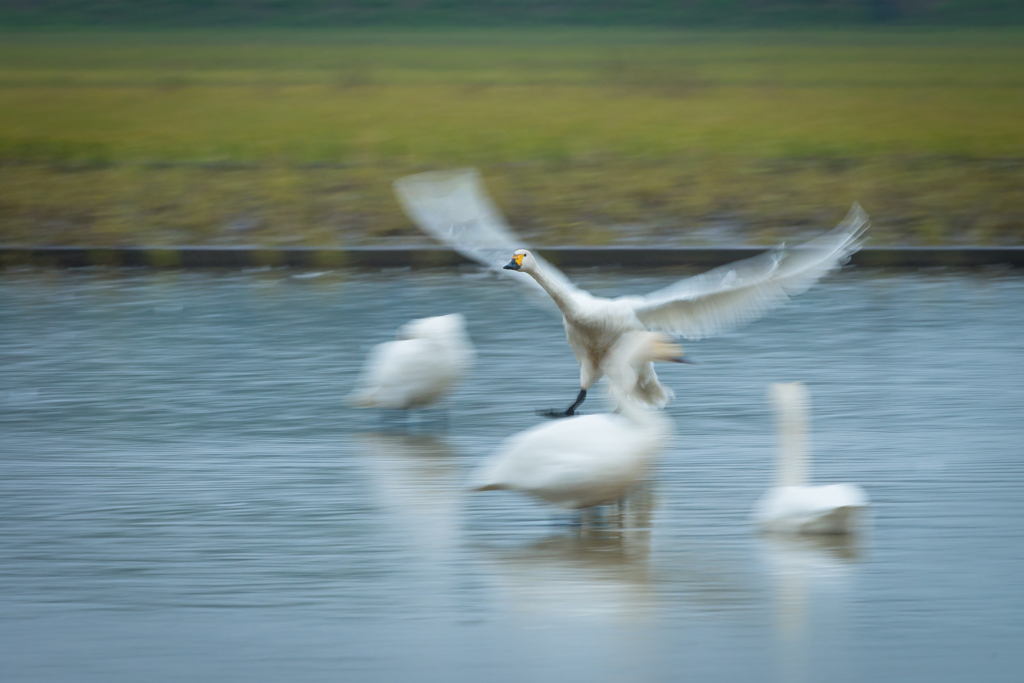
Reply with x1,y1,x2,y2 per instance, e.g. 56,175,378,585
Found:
1,30,1022,246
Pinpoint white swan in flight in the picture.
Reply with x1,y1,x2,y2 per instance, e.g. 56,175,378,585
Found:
394,168,868,416
348,313,475,409
754,382,869,534
469,331,683,509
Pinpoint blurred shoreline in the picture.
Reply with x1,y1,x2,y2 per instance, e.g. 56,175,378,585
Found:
3,157,1021,248
1,29,1021,247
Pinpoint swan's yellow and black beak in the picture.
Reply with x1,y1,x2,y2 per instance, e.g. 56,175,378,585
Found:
503,253,524,271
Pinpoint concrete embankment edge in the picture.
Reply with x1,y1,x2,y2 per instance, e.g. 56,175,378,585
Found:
2,246,1023,269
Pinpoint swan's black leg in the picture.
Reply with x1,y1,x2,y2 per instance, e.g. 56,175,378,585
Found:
538,388,587,419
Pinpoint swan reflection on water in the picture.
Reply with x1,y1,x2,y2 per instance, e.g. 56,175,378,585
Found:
355,428,866,636
357,431,465,553
474,523,657,621
760,532,864,623
759,532,865,682
358,431,662,620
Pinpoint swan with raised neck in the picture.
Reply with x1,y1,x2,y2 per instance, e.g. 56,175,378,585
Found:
504,249,690,417
396,171,866,419
503,249,581,320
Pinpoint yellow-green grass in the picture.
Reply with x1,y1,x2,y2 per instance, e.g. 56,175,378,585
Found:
1,30,1022,246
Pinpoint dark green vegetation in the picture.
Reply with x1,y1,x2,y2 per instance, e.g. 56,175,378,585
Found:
0,30,1021,247
1,1,1021,27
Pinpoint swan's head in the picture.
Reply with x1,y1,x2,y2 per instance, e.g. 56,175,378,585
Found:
502,249,535,273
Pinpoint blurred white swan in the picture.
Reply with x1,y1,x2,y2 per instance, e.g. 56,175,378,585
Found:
348,313,474,409
754,382,868,534
469,332,682,509
394,168,867,417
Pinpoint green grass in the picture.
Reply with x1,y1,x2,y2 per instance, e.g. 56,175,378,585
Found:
1,30,1022,246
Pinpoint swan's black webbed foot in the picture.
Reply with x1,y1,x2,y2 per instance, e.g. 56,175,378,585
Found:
537,389,587,419
537,408,576,419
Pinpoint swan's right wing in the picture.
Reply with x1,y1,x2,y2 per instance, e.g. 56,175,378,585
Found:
629,203,869,340
393,168,581,307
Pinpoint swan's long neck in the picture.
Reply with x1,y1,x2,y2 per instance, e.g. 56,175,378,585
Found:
770,382,809,487
526,263,579,318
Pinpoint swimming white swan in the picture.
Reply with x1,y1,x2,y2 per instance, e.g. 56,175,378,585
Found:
394,168,868,416
754,382,869,534
469,331,682,509
348,313,475,409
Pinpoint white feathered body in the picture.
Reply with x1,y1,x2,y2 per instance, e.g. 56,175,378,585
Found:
561,293,672,402
471,331,678,509
755,484,868,534
471,407,671,509
755,382,869,534
534,271,676,408
349,314,474,409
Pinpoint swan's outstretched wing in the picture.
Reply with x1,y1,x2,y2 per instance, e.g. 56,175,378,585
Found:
629,204,868,340
393,168,581,305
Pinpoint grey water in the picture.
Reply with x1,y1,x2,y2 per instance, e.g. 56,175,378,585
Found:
1,266,1022,683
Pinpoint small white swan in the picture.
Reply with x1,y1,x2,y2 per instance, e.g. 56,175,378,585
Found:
754,382,868,534
394,168,867,416
348,313,474,409
469,331,683,509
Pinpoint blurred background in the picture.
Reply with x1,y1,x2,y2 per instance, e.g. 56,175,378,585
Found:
2,4,1024,683
0,1,1021,248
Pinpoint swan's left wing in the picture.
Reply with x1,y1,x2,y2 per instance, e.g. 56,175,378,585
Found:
628,204,868,340
393,168,583,308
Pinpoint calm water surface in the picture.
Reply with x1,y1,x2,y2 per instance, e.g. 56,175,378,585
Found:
1,267,1023,682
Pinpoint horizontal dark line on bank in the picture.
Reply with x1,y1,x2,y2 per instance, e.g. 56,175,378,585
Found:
3,245,1024,269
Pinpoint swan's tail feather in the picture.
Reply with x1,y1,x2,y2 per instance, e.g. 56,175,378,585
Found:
470,482,507,492
346,390,377,408
468,460,510,492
